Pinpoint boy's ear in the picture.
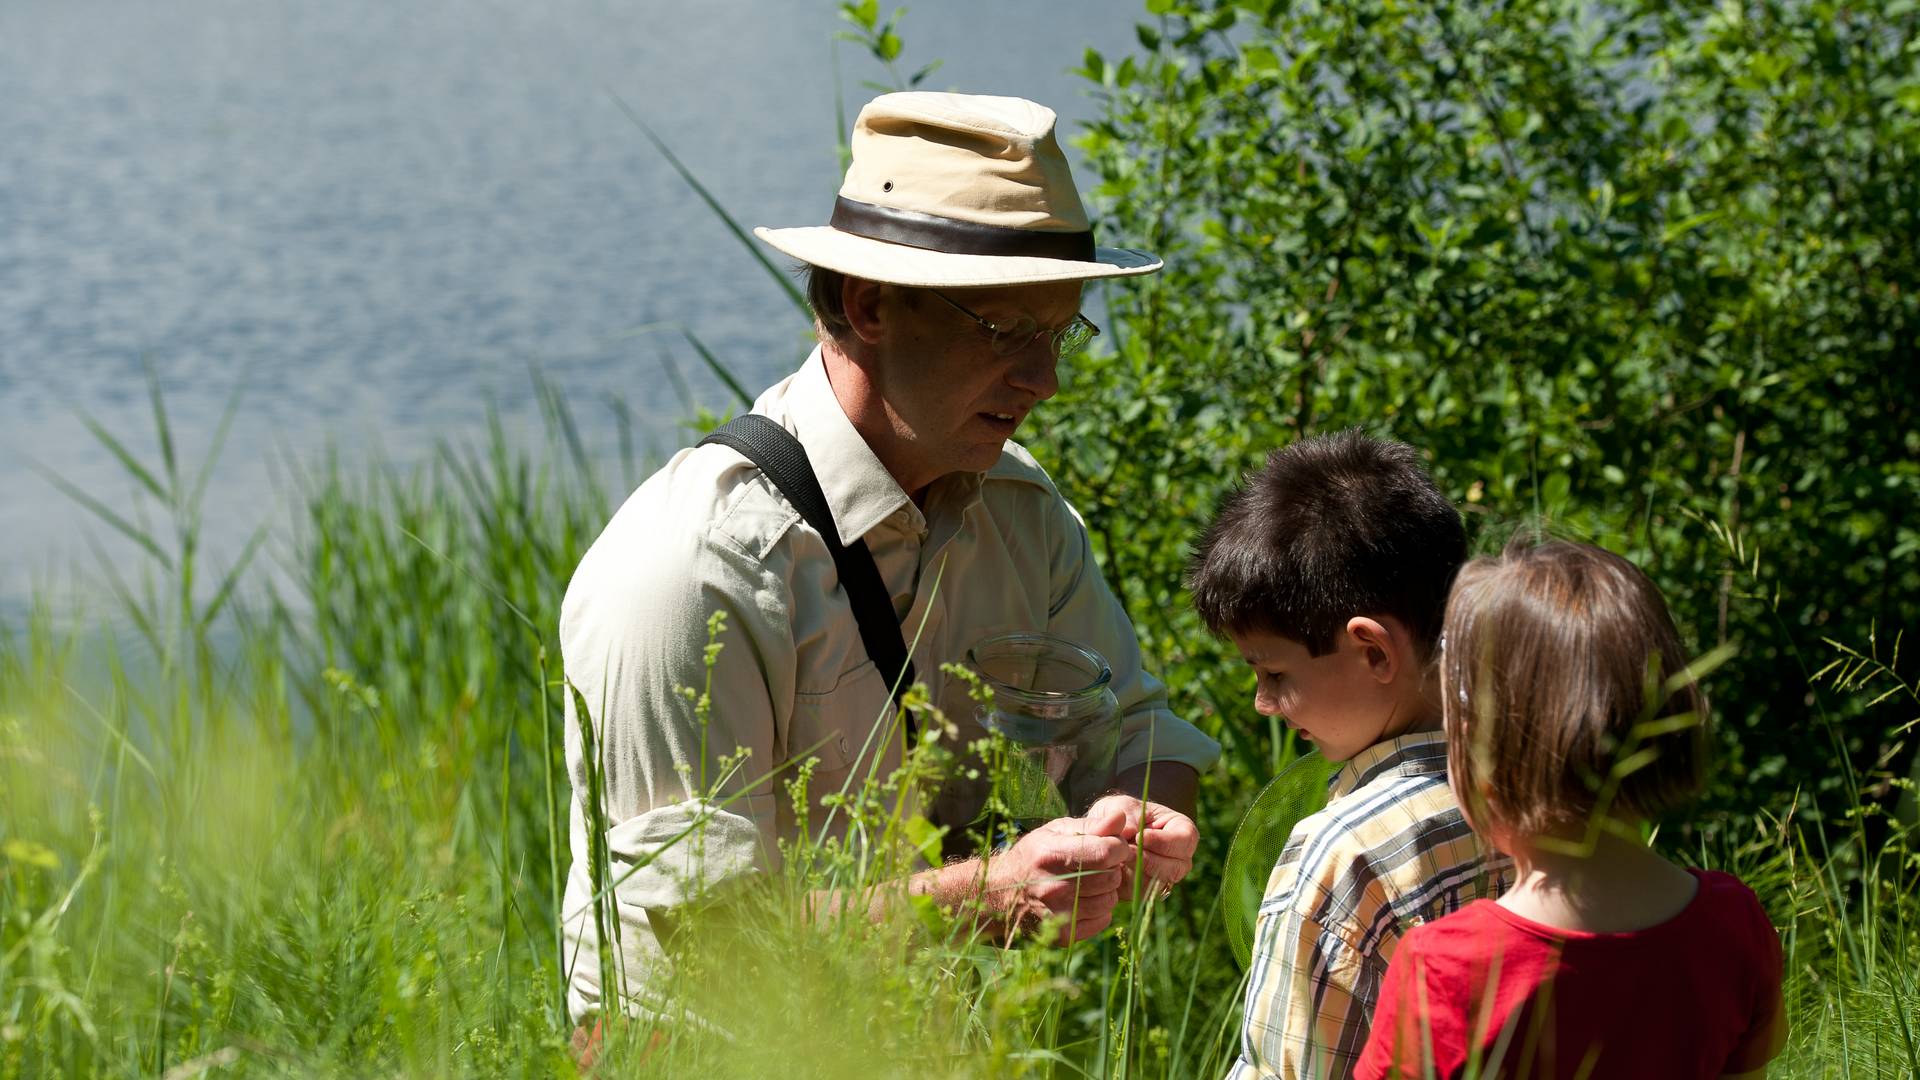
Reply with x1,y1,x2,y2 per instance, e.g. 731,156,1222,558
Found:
1345,616,1400,684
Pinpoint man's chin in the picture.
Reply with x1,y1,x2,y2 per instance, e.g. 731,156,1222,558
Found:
962,441,1009,471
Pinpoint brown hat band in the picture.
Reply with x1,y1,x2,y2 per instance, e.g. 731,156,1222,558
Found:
830,196,1096,263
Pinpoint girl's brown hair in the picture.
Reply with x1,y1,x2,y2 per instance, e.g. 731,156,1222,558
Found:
1440,539,1710,842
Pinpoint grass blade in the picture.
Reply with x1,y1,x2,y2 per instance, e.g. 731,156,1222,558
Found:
196,525,269,635
655,348,695,417
143,356,179,496
398,526,538,637
83,532,163,653
831,36,852,172
27,457,174,570
74,409,169,504
601,391,640,492
605,90,810,319
188,371,252,513
681,329,754,409
531,367,606,511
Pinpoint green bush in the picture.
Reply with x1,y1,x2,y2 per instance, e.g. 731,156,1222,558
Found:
1058,0,1920,836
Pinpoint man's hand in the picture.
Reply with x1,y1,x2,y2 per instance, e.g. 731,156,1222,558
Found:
979,815,1133,944
1083,793,1200,899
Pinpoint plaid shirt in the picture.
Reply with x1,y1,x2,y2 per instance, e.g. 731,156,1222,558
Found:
1226,731,1511,1080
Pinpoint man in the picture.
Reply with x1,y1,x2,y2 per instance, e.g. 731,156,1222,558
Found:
559,91,1220,1021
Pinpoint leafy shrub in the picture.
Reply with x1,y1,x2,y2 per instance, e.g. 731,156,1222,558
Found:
1057,0,1920,841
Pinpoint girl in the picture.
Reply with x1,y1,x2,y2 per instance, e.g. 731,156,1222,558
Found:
1356,541,1786,1079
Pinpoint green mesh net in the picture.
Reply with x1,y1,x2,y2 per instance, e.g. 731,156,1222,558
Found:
996,747,1070,824
1221,751,1340,969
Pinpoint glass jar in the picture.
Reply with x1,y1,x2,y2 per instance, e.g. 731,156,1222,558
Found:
966,631,1123,826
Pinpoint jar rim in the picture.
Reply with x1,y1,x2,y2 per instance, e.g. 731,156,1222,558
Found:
965,631,1114,702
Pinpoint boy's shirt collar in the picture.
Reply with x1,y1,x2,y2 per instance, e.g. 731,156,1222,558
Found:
1328,729,1448,801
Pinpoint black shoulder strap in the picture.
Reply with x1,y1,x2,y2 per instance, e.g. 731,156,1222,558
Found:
698,414,919,718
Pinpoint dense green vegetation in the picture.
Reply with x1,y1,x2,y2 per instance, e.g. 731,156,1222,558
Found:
5,0,1917,1075
1064,0,1918,827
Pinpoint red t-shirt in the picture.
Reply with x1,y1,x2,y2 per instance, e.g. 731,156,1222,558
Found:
1356,869,1783,1079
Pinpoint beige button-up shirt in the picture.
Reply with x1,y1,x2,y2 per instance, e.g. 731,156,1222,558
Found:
559,348,1219,1019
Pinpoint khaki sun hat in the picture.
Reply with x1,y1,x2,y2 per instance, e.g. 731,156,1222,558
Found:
754,91,1161,288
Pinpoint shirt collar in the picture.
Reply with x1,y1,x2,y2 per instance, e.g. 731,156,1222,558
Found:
757,347,910,547
1327,729,1449,801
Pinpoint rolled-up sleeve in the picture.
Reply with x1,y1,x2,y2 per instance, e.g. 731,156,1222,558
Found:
1042,493,1220,777
559,495,793,1017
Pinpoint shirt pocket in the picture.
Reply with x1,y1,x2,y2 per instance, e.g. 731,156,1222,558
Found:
786,658,891,808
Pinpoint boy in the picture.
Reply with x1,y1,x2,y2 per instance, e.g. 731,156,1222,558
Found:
1188,430,1511,1080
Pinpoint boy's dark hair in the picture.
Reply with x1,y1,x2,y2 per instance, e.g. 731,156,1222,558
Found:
1186,430,1466,657
1441,540,1709,838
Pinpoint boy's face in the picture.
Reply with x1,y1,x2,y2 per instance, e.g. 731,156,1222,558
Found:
1229,619,1432,763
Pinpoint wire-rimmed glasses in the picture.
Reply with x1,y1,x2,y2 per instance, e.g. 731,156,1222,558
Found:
932,291,1101,361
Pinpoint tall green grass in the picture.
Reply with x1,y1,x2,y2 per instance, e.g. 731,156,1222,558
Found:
1,378,1914,1077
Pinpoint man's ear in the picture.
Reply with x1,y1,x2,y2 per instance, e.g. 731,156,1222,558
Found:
1345,616,1400,684
841,276,888,346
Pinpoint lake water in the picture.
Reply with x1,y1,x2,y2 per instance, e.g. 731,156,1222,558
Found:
0,0,1139,620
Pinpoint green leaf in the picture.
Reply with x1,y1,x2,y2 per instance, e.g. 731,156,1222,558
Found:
902,815,945,866
839,0,878,31
1661,209,1725,245
3,839,60,870
1745,51,1791,86
1081,47,1108,83
1541,471,1572,510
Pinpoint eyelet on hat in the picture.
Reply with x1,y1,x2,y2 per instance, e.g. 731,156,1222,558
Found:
882,181,893,192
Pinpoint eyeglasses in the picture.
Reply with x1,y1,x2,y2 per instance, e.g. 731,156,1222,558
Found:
931,291,1101,360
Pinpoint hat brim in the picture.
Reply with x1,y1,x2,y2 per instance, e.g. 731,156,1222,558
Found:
754,226,1161,288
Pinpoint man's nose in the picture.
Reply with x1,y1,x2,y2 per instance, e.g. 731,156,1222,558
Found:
1006,342,1060,401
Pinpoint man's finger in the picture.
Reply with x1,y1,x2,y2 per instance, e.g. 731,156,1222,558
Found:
1066,831,1131,870
1139,813,1199,857
1023,860,1123,905
1080,796,1138,840
1071,910,1115,942
1074,866,1126,897
1067,890,1119,927
1134,850,1193,887
1139,826,1199,862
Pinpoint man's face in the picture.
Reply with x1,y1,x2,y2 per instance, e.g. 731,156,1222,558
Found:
875,281,1083,486
1227,625,1407,763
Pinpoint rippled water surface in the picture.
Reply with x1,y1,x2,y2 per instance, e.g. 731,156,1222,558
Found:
0,0,1135,617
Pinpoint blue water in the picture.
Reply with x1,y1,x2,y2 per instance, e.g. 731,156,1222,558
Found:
0,0,1138,618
